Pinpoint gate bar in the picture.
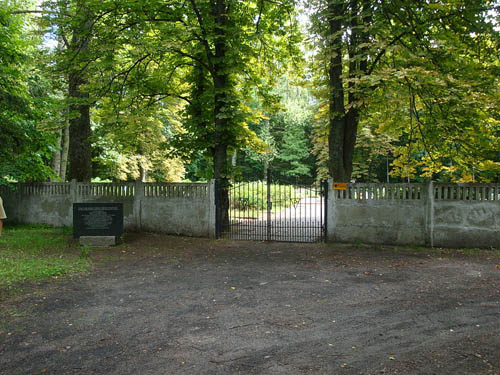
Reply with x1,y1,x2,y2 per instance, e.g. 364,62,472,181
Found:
323,180,328,243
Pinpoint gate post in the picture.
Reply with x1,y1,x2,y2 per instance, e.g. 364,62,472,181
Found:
323,179,328,243
266,169,272,241
208,179,219,238
326,178,334,242
424,181,434,247
134,180,144,231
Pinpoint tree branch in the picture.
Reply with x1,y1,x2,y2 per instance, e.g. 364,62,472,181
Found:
188,0,215,71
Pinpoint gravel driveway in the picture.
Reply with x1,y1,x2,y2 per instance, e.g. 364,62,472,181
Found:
1,234,499,374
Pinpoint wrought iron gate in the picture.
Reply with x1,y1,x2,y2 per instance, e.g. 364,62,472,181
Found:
216,173,327,243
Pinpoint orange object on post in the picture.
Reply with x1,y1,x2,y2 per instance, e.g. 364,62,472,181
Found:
333,183,347,190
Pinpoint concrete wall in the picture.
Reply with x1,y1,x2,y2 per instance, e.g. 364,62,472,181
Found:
2,180,498,248
327,181,500,248
0,181,214,238
139,181,214,237
432,184,500,248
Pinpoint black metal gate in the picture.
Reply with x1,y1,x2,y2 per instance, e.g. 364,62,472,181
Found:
216,172,327,243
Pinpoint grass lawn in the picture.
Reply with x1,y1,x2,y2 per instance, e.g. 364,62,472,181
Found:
0,224,91,297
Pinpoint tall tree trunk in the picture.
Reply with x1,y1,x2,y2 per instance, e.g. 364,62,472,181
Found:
60,124,70,181
327,0,349,182
211,0,230,228
67,3,92,182
51,34,64,182
68,72,92,182
51,128,62,181
327,0,370,182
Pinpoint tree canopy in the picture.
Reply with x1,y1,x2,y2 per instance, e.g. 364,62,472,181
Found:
1,0,499,185
0,1,56,184
308,0,500,182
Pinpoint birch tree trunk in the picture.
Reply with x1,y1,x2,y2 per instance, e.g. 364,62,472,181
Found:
60,125,70,181
51,128,63,181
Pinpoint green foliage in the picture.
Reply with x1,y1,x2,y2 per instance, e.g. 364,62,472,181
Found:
93,99,185,181
238,76,317,183
230,182,317,213
85,0,302,182
367,1,500,182
0,3,56,184
80,245,90,259
308,0,500,182
273,111,314,180
2,0,498,186
351,126,395,182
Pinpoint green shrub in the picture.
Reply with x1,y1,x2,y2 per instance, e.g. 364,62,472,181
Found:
230,182,319,211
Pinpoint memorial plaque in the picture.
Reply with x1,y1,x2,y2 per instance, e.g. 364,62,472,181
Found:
73,203,123,238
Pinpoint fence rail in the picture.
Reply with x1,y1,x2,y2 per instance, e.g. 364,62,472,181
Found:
334,183,500,201
434,184,499,201
335,183,424,200
144,183,208,198
3,181,498,203
15,183,72,195
77,183,135,197
1,181,209,199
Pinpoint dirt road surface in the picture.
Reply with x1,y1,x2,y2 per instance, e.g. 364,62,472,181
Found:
1,234,499,374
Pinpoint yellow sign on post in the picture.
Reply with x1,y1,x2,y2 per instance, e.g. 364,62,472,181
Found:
333,183,347,190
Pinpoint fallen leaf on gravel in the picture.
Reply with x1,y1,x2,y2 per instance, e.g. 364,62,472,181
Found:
388,356,395,360
364,271,372,275
495,265,500,269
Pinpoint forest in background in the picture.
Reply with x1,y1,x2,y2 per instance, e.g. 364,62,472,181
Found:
1,0,499,186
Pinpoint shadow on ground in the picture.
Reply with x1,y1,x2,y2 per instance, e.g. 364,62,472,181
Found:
1,233,499,374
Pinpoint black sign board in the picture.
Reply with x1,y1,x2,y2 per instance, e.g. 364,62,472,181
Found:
73,203,123,238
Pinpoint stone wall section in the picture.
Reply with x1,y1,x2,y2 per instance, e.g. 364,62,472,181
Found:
1,180,498,248
432,184,500,248
327,181,500,248
0,181,213,238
